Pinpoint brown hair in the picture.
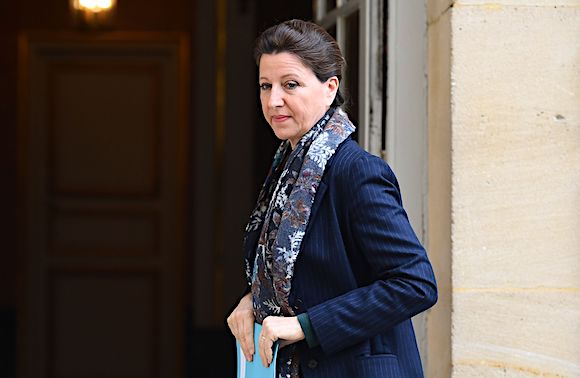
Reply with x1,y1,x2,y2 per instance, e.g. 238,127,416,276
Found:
254,19,346,107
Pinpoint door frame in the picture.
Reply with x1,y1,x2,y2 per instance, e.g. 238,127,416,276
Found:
17,30,190,378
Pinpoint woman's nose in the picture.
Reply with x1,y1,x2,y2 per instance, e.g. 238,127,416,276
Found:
268,86,284,108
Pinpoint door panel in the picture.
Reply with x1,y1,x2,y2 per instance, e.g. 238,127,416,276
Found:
18,32,189,378
51,210,159,257
50,64,160,197
49,272,158,378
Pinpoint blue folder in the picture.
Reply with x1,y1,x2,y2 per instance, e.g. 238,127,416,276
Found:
236,323,279,378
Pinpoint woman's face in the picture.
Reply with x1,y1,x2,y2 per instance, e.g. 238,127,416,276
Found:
258,52,338,148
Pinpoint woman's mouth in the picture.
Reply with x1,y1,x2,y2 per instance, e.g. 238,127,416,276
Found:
272,115,290,123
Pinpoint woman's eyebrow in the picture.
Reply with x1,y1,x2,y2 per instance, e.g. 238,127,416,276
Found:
280,73,300,80
259,72,302,81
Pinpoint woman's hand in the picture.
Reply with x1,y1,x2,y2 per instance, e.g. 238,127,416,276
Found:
227,293,255,362
258,316,305,368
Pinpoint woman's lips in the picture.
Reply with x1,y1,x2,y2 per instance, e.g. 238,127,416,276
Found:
272,115,290,123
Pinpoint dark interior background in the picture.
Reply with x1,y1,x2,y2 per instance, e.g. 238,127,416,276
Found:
0,1,312,377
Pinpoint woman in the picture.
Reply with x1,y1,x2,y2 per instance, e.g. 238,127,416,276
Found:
227,19,437,378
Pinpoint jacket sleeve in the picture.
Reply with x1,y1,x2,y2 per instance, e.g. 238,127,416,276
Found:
307,154,438,356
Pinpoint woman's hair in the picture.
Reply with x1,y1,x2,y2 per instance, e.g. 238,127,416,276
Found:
254,19,346,107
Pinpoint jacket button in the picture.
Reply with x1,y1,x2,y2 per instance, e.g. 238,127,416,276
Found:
307,359,318,369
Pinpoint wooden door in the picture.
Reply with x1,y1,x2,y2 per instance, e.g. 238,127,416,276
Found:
18,32,189,378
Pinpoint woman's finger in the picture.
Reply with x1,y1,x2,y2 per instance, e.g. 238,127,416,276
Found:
265,338,274,366
258,331,268,367
259,317,279,367
240,315,255,361
227,294,255,362
258,330,276,367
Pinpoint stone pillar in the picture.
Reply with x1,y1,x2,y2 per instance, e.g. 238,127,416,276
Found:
427,1,453,377
427,0,580,376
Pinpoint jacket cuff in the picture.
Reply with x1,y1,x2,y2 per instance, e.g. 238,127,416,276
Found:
297,312,320,348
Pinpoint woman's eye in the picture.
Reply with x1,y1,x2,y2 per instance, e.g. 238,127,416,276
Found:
259,83,271,91
285,81,299,90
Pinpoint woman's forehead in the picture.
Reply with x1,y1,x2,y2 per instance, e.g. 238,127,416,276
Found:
259,52,312,78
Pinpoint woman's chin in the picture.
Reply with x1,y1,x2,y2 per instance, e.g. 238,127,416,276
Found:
271,129,294,142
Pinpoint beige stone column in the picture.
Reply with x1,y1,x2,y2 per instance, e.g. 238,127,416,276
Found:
427,1,454,377
427,0,580,376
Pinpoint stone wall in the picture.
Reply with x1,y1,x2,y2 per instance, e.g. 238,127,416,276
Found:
428,0,580,376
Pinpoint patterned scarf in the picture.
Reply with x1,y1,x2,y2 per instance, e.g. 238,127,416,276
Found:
243,107,355,377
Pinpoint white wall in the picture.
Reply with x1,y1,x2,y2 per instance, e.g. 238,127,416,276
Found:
387,0,431,367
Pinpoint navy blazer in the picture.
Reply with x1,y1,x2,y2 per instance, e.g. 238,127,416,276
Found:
284,138,437,377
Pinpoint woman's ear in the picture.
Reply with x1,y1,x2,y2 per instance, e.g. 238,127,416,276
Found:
325,76,340,106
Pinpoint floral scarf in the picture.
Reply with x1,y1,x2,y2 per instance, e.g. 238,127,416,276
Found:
243,107,355,377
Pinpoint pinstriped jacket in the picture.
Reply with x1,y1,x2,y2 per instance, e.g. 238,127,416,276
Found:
244,137,437,377
244,138,437,378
